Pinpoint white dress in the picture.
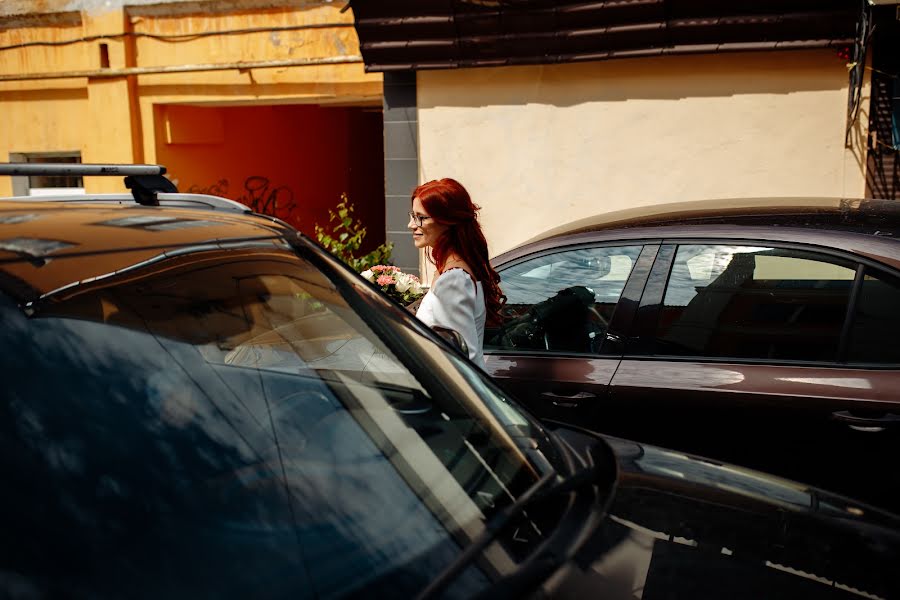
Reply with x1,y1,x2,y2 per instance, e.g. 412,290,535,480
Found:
416,268,486,367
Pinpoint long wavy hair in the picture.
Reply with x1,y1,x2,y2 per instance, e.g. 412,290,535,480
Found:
413,178,505,326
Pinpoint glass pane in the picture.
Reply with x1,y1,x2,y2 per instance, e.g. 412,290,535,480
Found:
26,154,83,190
487,246,642,354
656,245,855,361
847,268,900,364
0,246,552,598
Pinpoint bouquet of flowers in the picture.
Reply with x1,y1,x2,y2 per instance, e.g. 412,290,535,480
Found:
360,265,425,306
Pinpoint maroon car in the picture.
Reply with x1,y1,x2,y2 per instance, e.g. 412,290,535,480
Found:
485,197,900,514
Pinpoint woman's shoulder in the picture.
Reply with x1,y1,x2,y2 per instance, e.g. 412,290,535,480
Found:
432,269,478,300
436,267,476,286
440,256,475,280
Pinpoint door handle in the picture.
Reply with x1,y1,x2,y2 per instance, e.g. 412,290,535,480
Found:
540,391,596,408
831,411,900,433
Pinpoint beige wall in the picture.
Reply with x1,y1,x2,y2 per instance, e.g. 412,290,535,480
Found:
417,50,870,257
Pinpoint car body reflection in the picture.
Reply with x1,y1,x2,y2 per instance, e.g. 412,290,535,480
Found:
551,426,900,600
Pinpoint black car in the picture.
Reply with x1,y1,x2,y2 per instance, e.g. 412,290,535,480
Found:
485,198,900,514
1,166,898,599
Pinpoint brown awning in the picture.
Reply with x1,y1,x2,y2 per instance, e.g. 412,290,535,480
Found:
348,0,859,72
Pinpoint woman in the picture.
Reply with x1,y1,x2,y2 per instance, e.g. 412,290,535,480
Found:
408,178,504,366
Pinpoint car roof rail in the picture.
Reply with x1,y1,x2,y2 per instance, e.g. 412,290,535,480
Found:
2,193,250,213
0,163,247,213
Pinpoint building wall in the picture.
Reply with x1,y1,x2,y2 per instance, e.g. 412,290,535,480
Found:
1,11,98,190
417,50,871,257
0,1,384,211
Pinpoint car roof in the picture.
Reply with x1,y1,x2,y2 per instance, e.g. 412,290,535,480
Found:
531,197,900,241
495,197,900,271
0,200,297,303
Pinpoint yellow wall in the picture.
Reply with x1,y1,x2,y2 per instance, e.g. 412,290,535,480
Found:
1,13,91,194
417,51,871,256
0,2,382,195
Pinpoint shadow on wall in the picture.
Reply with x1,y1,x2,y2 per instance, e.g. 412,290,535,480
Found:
417,50,851,109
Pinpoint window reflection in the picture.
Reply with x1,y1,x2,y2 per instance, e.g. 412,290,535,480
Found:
847,268,900,364
93,215,221,231
657,245,856,361
0,247,550,598
0,237,76,257
488,246,642,354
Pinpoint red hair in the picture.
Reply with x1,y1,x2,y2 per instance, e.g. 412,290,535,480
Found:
413,178,505,326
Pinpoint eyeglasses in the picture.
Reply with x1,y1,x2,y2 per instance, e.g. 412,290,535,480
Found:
408,212,432,227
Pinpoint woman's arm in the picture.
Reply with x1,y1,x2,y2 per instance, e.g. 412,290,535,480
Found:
421,270,479,360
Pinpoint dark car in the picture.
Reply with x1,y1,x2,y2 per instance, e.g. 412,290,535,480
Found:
1,167,899,600
485,197,900,514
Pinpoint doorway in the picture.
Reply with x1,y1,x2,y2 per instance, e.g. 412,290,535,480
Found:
155,103,386,250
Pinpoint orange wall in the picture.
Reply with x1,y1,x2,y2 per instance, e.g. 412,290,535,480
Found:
155,103,385,248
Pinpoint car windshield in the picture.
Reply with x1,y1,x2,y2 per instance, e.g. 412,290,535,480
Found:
0,239,561,599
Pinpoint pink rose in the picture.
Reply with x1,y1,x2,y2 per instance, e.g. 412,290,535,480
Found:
376,275,395,286
372,265,401,275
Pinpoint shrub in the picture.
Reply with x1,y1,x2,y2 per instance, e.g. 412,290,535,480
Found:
315,194,393,272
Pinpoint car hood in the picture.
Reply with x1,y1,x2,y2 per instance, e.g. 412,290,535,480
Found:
546,426,900,599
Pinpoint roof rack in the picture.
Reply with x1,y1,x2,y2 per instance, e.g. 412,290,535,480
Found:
0,163,165,177
0,163,247,213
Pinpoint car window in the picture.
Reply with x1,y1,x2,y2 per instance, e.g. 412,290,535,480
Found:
655,245,856,361
0,247,554,599
847,267,900,364
486,246,642,354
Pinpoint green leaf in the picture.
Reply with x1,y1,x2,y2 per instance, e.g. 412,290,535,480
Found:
314,194,393,272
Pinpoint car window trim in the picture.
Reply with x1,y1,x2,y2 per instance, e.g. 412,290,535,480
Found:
615,353,900,370
837,263,866,362
624,244,675,356
484,348,612,359
603,243,660,355
658,236,900,279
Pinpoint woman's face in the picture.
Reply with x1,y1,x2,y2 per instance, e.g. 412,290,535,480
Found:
408,196,448,249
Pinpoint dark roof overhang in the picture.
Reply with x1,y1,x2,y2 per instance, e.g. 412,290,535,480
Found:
348,0,860,72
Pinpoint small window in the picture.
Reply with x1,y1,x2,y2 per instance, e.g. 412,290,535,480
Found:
847,268,900,364
655,245,856,362
9,152,84,196
486,245,642,354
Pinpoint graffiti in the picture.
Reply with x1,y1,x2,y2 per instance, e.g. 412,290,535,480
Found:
187,179,229,197
187,176,297,220
238,176,297,219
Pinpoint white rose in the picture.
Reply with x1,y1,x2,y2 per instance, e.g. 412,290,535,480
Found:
409,280,423,295
360,269,374,282
394,273,412,293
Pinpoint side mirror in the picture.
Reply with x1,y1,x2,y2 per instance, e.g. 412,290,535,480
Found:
431,326,469,357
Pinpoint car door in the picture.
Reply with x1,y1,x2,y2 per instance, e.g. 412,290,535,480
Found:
484,243,653,426
608,240,900,512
